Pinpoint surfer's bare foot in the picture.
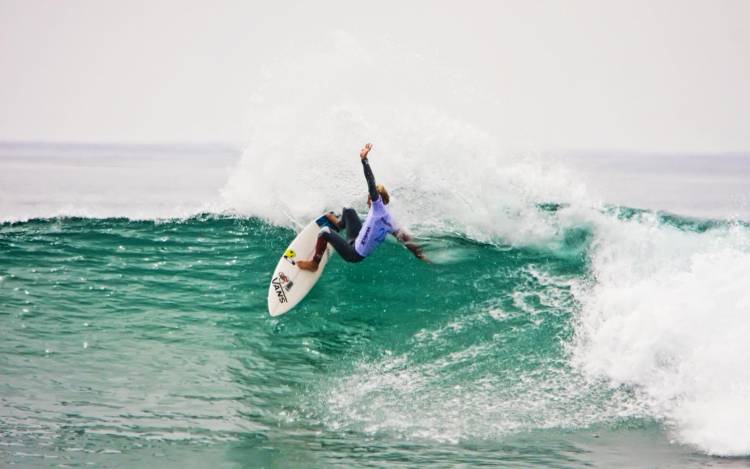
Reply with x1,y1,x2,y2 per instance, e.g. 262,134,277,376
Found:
297,259,319,272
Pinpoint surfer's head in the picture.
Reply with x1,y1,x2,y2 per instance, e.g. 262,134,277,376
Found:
368,184,390,207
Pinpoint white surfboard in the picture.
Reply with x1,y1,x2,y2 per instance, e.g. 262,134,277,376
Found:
267,214,335,316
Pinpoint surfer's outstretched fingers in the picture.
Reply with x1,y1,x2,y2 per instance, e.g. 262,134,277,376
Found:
360,143,373,159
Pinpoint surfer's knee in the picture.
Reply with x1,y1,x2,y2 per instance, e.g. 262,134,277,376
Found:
318,226,332,239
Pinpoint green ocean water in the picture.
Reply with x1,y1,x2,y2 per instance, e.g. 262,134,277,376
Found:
4,213,742,468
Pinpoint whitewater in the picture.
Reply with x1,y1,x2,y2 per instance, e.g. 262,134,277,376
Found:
3,39,750,468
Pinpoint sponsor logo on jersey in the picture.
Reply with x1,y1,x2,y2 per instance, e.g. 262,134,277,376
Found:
359,226,372,246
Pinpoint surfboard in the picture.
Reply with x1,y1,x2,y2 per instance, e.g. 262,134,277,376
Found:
267,214,336,316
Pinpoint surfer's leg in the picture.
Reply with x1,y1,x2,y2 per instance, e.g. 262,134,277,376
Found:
341,208,363,243
298,228,363,272
323,230,364,263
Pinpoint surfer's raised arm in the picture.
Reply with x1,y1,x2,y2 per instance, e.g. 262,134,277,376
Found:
360,143,379,202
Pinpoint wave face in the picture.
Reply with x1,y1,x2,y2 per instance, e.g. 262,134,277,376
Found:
2,209,749,466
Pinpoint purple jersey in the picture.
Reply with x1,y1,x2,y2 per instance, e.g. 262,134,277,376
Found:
354,199,397,258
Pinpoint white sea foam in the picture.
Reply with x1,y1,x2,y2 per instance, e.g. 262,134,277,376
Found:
574,213,750,455
318,331,647,444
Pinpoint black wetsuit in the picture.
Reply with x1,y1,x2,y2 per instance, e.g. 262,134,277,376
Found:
316,158,380,263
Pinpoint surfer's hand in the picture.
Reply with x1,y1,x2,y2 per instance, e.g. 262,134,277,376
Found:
414,246,426,260
360,143,373,160
415,249,431,264
408,242,430,263
395,230,428,262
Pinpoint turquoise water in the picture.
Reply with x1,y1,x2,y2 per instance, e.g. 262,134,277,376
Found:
3,140,750,467
3,213,748,468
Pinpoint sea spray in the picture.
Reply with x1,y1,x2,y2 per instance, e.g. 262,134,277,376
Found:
221,32,588,243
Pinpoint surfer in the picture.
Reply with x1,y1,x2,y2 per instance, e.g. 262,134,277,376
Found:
297,143,428,271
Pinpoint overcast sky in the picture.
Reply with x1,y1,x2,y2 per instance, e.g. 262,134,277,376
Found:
1,0,748,152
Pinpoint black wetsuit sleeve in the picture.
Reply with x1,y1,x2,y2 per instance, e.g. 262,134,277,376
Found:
362,158,379,202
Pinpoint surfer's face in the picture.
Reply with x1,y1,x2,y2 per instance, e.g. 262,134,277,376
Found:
367,195,372,208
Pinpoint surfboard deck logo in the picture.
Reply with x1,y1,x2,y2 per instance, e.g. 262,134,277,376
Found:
271,275,288,303
283,248,297,265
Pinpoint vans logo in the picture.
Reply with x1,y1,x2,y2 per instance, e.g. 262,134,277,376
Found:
272,276,288,303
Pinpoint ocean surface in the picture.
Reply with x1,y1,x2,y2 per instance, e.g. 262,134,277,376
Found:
2,142,750,468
